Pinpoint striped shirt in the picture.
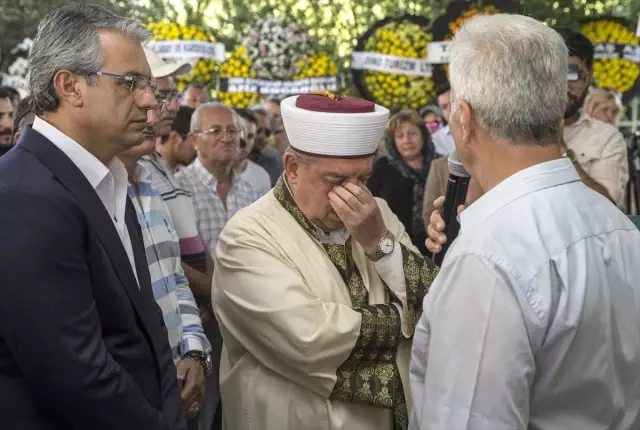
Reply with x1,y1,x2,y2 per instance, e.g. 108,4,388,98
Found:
176,158,261,256
138,153,208,273
128,164,210,363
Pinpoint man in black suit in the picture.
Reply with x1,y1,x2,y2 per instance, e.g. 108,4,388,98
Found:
0,5,185,430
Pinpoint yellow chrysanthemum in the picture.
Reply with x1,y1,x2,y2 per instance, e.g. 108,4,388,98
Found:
293,53,339,79
361,21,434,110
218,46,262,109
581,20,639,94
148,22,218,91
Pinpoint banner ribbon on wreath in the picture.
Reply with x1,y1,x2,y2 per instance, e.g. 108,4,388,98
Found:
152,40,226,62
593,43,640,63
217,75,345,95
351,52,432,77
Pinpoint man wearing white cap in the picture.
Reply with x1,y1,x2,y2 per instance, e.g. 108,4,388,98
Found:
140,48,221,430
212,91,439,430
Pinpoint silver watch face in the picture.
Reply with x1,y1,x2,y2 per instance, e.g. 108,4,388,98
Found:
380,237,394,254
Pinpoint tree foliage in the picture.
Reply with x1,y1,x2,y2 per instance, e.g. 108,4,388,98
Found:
0,0,638,79
0,0,175,71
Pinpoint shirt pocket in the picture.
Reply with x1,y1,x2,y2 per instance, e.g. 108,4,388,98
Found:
573,144,603,173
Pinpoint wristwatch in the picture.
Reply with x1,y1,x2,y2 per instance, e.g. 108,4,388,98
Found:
366,231,395,262
184,350,213,376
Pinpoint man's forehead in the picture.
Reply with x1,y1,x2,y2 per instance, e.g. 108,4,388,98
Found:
200,108,234,125
0,98,13,112
98,30,151,77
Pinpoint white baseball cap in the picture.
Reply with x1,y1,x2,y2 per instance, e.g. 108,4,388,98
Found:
143,47,192,78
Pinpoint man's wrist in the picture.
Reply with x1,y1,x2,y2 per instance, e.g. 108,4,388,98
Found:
183,350,212,376
365,230,396,262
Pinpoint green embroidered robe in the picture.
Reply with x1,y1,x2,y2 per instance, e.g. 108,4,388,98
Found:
212,180,438,430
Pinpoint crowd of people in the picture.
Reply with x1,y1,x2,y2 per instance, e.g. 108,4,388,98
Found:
0,4,639,430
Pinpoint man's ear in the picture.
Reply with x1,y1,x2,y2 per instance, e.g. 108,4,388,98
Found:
283,152,301,185
52,70,85,108
458,100,475,146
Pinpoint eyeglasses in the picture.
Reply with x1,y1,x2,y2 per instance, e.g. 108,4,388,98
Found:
192,127,240,139
93,71,172,110
425,120,441,128
156,89,180,110
95,71,157,93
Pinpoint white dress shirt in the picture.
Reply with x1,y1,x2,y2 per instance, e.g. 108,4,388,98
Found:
33,116,138,284
237,160,272,197
431,125,455,156
410,158,640,430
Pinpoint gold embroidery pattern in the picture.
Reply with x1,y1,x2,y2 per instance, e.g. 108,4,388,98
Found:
400,243,439,333
330,304,407,430
274,176,408,429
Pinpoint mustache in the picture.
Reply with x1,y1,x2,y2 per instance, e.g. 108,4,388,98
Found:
0,128,12,137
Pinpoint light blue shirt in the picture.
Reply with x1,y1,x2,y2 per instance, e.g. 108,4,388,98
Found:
410,158,640,430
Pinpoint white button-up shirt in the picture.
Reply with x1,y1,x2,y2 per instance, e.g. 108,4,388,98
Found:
32,116,138,284
410,158,640,430
431,125,455,156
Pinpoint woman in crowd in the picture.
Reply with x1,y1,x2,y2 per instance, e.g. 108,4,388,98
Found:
368,109,437,254
419,105,445,135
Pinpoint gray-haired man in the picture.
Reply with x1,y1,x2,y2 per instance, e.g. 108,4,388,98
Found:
0,5,185,430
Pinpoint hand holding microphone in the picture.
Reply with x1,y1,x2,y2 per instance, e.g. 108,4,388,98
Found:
425,196,466,255
429,150,470,266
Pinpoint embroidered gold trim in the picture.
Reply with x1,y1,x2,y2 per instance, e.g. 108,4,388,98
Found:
400,243,439,333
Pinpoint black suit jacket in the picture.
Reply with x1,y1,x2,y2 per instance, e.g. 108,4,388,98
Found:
0,128,186,430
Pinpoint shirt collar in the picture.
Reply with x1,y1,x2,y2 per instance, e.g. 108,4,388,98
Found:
192,157,239,188
443,125,451,135
32,116,115,190
460,158,581,233
132,161,153,185
565,111,591,129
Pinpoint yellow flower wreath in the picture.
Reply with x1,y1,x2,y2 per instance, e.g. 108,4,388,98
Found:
362,21,434,110
581,20,639,94
147,22,218,91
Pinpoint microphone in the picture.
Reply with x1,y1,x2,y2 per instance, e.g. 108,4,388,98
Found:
432,150,470,267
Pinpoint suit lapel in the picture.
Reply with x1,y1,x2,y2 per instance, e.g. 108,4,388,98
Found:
19,128,163,361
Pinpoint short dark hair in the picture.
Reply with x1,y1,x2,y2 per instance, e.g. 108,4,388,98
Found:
435,82,450,97
2,86,20,102
555,28,594,69
13,96,35,134
0,87,13,102
160,106,194,144
235,108,258,126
